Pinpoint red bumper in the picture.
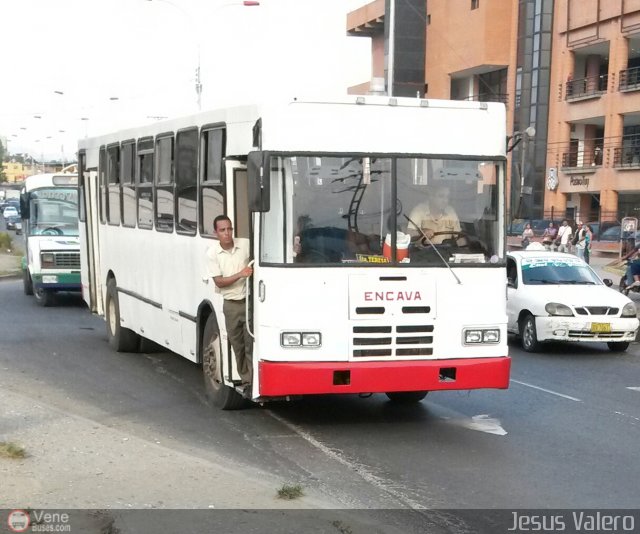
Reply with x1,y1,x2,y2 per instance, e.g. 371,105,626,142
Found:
258,357,511,397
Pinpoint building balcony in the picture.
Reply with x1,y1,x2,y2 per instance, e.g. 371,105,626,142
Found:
613,146,640,168
561,147,603,172
618,66,640,92
462,93,509,104
564,74,608,101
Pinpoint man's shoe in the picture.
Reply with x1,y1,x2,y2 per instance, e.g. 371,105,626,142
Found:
242,384,252,399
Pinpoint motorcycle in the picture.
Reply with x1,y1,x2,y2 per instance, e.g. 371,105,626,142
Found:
619,259,640,296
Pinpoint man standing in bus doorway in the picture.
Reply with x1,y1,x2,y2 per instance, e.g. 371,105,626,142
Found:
206,215,253,397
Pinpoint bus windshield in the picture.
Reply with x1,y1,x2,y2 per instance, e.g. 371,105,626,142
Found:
261,155,503,266
28,188,79,237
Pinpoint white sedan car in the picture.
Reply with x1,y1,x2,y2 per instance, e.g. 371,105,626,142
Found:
507,251,639,352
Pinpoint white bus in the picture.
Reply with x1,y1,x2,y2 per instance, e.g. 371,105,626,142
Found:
20,170,81,306
78,96,511,409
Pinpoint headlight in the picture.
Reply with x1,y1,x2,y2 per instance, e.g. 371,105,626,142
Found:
463,328,500,344
621,302,637,318
41,252,55,268
302,333,322,347
545,302,573,316
281,333,301,347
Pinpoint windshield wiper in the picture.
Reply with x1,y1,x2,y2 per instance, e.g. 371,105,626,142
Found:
403,214,461,285
527,278,555,284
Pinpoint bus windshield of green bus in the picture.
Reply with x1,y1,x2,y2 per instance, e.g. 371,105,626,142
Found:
261,155,503,266
28,188,79,237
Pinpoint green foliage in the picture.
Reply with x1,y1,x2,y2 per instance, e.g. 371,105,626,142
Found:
0,141,7,182
277,484,304,500
0,232,13,250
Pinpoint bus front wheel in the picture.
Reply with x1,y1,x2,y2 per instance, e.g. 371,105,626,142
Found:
202,314,245,410
385,391,429,403
34,287,54,307
23,270,33,296
106,279,140,352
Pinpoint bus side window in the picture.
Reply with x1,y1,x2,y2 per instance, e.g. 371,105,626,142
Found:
175,128,198,236
137,137,154,230
199,126,225,237
107,144,121,226
121,141,136,228
155,134,175,233
99,147,107,225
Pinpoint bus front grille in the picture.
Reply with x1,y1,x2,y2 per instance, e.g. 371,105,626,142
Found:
352,325,434,357
53,252,81,269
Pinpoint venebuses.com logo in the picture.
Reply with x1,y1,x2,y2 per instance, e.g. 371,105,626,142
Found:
7,510,30,532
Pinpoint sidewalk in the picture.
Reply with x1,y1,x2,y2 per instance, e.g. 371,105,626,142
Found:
0,251,21,278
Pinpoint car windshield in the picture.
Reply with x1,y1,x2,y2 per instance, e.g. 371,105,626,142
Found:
521,257,601,285
28,188,78,236
261,155,504,266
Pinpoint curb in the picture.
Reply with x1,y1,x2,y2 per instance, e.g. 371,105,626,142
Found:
0,271,21,281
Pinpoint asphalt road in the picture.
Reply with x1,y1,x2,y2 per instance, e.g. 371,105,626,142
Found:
1,279,639,518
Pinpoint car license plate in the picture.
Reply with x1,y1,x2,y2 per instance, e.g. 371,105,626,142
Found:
42,275,58,284
591,322,611,333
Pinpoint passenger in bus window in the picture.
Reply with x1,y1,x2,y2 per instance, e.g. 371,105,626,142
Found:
406,184,461,245
206,215,253,396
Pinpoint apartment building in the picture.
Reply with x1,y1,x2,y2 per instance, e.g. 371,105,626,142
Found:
545,0,640,224
347,0,552,220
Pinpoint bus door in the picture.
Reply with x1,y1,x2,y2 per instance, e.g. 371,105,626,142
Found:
225,159,251,383
80,169,102,313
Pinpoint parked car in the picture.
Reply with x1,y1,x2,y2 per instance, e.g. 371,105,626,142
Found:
507,220,527,237
585,221,621,241
507,251,639,352
2,206,18,219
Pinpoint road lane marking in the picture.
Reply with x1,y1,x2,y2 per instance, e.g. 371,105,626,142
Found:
626,387,640,392
444,414,508,435
511,379,582,402
266,410,428,510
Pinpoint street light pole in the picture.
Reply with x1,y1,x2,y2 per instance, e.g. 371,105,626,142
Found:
146,0,259,111
511,126,536,219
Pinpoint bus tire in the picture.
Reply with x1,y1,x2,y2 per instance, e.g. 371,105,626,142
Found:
385,391,428,403
23,270,33,296
202,314,245,410
34,286,54,307
607,341,630,352
106,279,140,352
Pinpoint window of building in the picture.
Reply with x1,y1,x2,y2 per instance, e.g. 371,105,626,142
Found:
107,144,120,226
175,128,198,235
155,134,175,233
137,137,154,230
200,126,225,237
121,141,136,228
471,0,479,9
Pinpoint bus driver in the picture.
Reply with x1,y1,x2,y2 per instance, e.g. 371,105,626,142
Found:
407,184,461,245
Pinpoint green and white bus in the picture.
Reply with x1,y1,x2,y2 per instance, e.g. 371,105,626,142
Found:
20,169,81,306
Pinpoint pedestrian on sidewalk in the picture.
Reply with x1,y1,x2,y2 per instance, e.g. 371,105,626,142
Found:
556,219,572,253
542,221,557,251
521,223,534,249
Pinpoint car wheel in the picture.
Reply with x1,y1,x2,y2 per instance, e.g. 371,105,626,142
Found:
34,286,54,307
385,391,429,403
607,341,630,352
202,314,245,410
23,269,33,296
105,279,140,352
520,314,541,353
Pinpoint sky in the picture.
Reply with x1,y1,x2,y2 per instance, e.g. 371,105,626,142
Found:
0,0,371,161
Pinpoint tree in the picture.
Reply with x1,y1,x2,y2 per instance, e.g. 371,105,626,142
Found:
0,141,7,183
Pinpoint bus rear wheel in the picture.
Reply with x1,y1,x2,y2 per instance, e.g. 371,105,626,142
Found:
34,287,54,307
385,391,429,403
106,279,140,352
202,314,245,410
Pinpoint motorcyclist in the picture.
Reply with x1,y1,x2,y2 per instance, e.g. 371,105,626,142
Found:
621,241,640,290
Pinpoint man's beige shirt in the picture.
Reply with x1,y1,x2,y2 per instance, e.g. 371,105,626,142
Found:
206,238,250,301
407,203,461,244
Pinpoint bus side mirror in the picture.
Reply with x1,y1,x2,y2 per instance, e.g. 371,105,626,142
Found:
247,151,270,212
20,192,29,219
